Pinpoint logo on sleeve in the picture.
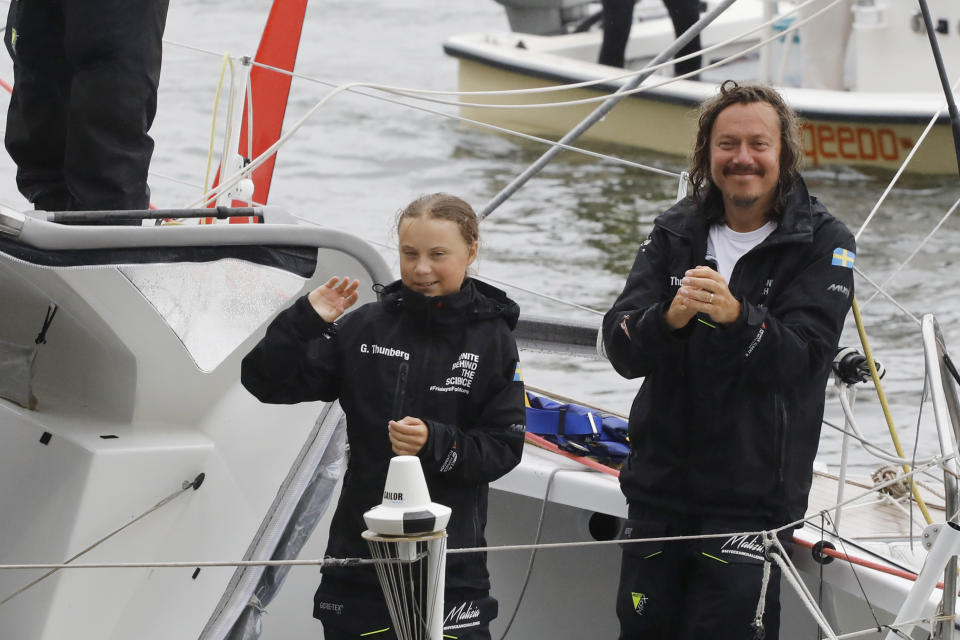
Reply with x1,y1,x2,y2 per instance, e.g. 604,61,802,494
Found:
827,283,850,297
831,248,855,268
744,323,766,358
440,443,459,472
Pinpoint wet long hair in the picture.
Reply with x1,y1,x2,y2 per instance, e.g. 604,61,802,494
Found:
687,80,804,223
395,192,480,247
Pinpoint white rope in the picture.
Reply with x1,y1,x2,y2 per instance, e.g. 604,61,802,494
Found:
859,194,960,312
829,392,942,467
180,0,851,208
0,556,414,572
854,73,960,243
769,535,840,639
0,530,765,573
776,452,956,534
879,493,928,530
852,267,922,327
0,477,201,606
752,533,773,638
4,449,945,573
148,170,205,191
472,275,605,316
287,214,609,317
163,0,828,103
338,0,841,113
822,419,938,468
182,77,677,209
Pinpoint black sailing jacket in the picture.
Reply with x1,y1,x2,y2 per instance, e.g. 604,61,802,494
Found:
602,179,855,524
241,278,526,590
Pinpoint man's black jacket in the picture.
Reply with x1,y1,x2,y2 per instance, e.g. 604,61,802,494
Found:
603,179,855,524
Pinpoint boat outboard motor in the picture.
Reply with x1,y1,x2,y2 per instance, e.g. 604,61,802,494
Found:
832,346,884,385
493,0,595,36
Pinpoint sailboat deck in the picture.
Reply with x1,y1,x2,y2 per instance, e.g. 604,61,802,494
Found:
806,470,945,544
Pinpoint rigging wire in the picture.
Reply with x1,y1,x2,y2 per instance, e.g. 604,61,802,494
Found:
822,405,941,468
851,297,934,524
495,466,570,640
286,213,609,317
203,53,233,196
360,1,841,113
0,475,205,607
1,460,949,639
162,0,828,102
183,0,847,209
859,194,960,312
852,77,960,244
852,267,920,326
167,13,953,330
2,7,958,638
479,0,737,219
821,510,884,633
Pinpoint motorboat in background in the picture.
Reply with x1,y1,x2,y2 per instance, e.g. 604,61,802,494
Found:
444,0,960,174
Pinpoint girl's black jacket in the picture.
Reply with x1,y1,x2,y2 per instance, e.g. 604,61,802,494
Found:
241,278,526,591
602,179,855,525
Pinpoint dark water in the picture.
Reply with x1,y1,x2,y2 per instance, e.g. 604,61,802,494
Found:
2,0,960,472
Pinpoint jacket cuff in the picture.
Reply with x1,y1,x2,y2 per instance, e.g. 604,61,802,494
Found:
419,419,460,473
292,295,335,337
719,297,749,331
651,300,691,340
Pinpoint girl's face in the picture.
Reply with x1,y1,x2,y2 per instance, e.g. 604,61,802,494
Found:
398,216,477,297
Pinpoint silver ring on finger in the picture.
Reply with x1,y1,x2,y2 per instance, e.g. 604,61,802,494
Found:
709,292,715,304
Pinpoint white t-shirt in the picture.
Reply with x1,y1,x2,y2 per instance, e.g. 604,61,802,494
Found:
706,221,777,284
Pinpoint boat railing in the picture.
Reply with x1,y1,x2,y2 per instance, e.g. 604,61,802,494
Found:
0,205,392,287
877,314,960,640
920,313,960,638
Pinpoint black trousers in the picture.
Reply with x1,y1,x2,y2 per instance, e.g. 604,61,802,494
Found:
616,504,793,640
4,0,169,211
599,0,702,77
315,579,498,640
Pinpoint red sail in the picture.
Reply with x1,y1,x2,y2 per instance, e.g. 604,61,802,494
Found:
207,0,308,222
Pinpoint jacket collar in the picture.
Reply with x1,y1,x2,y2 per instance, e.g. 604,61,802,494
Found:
658,177,814,246
378,278,520,329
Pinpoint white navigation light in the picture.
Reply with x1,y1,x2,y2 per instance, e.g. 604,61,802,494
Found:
363,455,451,536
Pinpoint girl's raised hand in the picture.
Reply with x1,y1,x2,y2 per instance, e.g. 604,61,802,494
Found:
388,417,429,456
308,276,360,323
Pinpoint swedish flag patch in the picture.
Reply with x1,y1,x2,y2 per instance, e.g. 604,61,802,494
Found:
831,248,855,268
513,362,524,382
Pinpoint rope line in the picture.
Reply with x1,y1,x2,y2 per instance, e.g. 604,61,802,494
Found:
852,297,934,524
0,476,203,607
287,214,609,317
203,53,233,196
853,72,960,243
859,194,960,312
162,0,827,102
852,267,921,326
346,2,841,113
183,0,852,209
496,466,568,640
818,510,883,631
0,556,412,572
